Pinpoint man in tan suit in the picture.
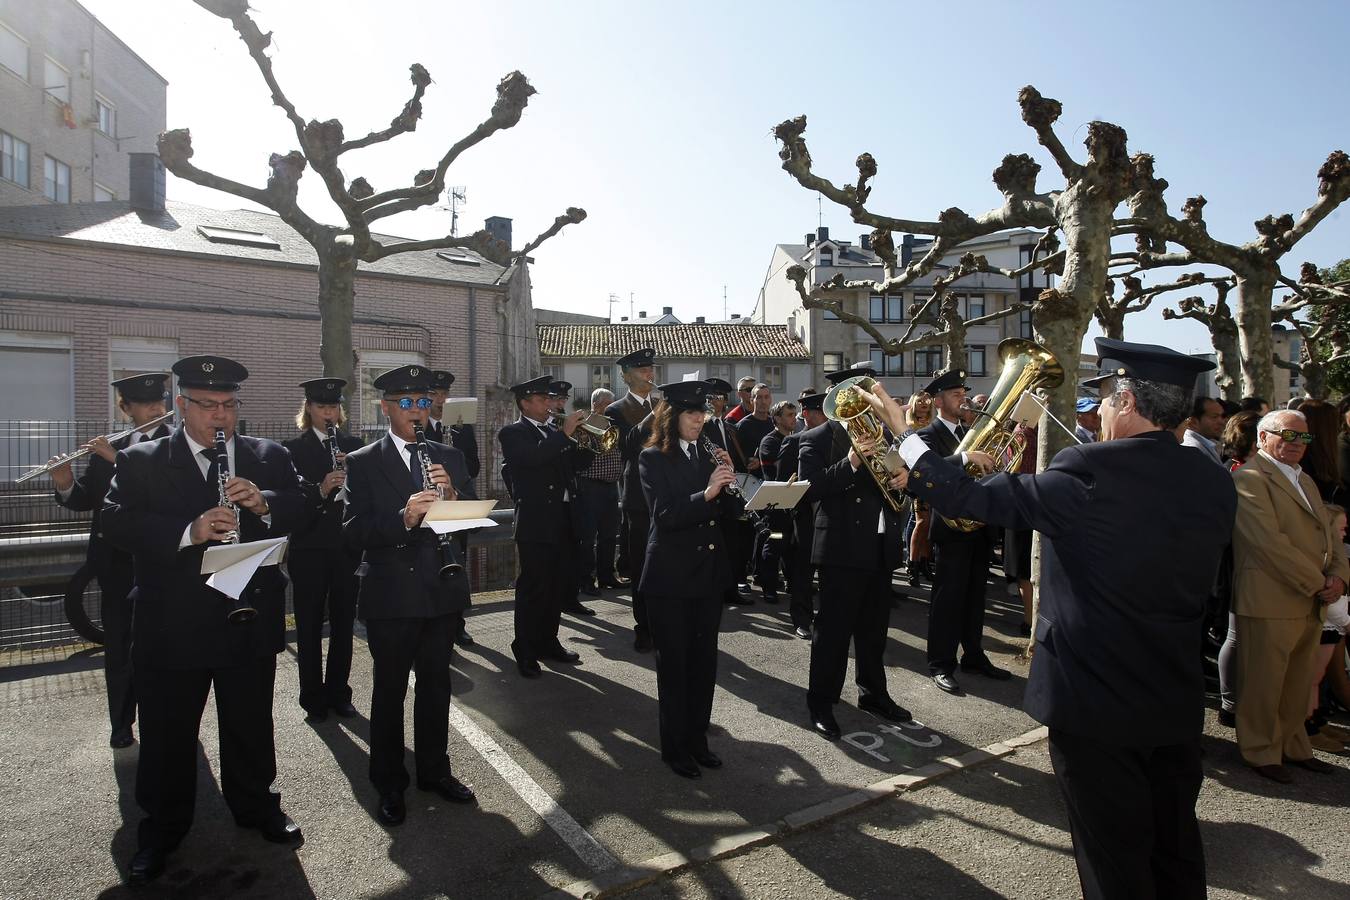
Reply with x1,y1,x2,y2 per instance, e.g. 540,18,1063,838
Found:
1231,409,1347,783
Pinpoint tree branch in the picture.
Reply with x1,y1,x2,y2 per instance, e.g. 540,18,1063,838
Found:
515,207,589,258
339,64,432,154
1017,86,1082,181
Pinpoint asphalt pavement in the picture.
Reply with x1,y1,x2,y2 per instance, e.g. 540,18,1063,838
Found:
1,574,1347,899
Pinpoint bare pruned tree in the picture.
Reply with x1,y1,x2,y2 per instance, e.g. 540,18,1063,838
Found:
161,0,587,388
1267,263,1350,400
1096,270,1231,341
1161,280,1240,401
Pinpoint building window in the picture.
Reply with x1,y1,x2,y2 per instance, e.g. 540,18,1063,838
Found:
589,363,611,393
914,348,944,377
1019,308,1034,339
109,338,177,420
818,248,833,267
358,351,426,428
822,307,839,320
0,331,74,477
869,295,884,323
1,130,29,188
95,95,116,136
43,156,70,203
43,56,69,104
540,364,563,384
0,21,28,81
968,345,987,376
94,183,115,202
887,295,904,323
868,345,903,376
966,294,985,319
709,363,732,386
761,365,784,391
822,352,844,373
650,364,665,386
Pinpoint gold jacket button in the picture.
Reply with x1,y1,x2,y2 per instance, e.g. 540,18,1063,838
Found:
855,497,861,503
708,543,715,550
926,482,934,488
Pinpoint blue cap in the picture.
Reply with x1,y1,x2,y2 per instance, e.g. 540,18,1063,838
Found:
1075,397,1101,413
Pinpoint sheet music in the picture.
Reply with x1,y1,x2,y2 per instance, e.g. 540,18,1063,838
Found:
422,499,498,534
442,398,478,426
744,480,811,512
201,537,288,600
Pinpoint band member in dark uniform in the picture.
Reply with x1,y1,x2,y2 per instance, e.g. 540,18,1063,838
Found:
750,400,797,603
606,349,660,650
779,392,826,639
702,378,754,605
549,380,597,617
281,377,363,723
914,368,1011,695
880,339,1236,900
343,365,478,826
798,375,911,740
428,369,480,647
499,375,590,677
639,379,736,778
103,356,307,885
51,372,170,748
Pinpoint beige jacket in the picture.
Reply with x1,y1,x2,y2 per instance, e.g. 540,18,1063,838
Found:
1232,453,1349,619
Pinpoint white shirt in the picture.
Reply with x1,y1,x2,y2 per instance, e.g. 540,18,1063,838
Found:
389,428,419,478
679,438,697,458
178,431,271,548
311,426,331,443
1259,449,1315,512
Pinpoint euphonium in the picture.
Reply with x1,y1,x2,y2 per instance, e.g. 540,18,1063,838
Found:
940,338,1064,533
823,376,908,514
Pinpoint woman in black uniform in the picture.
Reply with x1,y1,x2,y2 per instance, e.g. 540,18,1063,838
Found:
638,380,737,778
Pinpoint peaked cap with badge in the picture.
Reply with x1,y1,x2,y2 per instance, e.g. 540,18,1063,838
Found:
172,355,248,391
112,373,170,403
616,348,656,370
299,377,347,404
373,365,433,394
1081,337,1215,389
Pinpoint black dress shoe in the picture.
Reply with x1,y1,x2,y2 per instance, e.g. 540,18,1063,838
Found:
1250,763,1294,784
1218,709,1236,728
454,629,476,648
564,601,597,616
1285,756,1336,774
960,659,1012,681
1019,621,1033,637
598,577,627,588
932,672,963,695
417,775,477,804
542,647,581,664
664,755,701,779
692,749,722,769
859,695,913,723
633,632,654,653
809,708,842,740
127,847,167,885
793,626,812,640
762,592,780,604
256,813,304,847
110,731,135,749
304,708,328,724
516,657,542,679
581,583,601,597
331,701,358,719
377,790,406,825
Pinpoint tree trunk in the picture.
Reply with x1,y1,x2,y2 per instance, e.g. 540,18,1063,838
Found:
1212,320,1242,402
1234,271,1276,401
317,244,358,394
1303,361,1327,400
1099,307,1125,341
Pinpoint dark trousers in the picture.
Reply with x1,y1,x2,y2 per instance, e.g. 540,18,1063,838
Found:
616,511,631,575
626,509,652,639
289,547,358,713
452,533,471,637
576,479,620,586
97,559,136,738
513,538,570,661
365,614,455,793
134,656,280,850
1048,729,1206,900
752,512,791,596
787,508,815,629
647,591,723,760
928,534,992,675
807,559,892,710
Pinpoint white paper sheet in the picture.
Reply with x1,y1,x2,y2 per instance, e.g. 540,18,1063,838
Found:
422,499,498,534
682,370,702,382
201,537,288,600
443,398,478,426
744,480,811,512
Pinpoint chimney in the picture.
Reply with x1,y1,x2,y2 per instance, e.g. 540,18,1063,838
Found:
662,306,673,315
484,215,513,251
638,310,647,319
816,226,829,244
786,314,796,338
731,313,741,320
859,233,872,251
620,316,628,322
901,233,916,266
129,153,165,212
695,315,705,323
804,232,815,247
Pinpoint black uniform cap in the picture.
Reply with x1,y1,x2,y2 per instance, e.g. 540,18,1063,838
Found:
923,369,968,395
299,377,347,403
824,362,878,385
548,380,572,398
431,370,455,390
704,377,735,396
616,348,656,369
373,365,433,394
112,372,169,403
658,380,709,412
798,392,826,412
1082,337,1216,389
510,375,553,398
173,355,248,391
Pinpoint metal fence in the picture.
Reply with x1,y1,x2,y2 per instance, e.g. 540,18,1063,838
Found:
0,419,520,659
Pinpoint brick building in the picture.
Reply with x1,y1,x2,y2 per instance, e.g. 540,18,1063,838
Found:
0,0,166,207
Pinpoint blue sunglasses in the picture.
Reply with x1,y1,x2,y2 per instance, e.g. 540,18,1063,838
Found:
395,397,433,410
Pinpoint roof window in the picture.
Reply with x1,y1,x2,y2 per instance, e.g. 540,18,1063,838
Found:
197,225,281,249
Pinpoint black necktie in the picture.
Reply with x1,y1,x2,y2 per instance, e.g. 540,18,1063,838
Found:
201,446,219,485
687,444,698,466
406,443,425,493
954,423,967,441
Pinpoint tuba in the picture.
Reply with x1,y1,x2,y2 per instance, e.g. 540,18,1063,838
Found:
940,338,1064,532
823,376,908,514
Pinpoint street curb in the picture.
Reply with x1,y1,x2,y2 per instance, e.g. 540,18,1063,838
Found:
541,724,1048,899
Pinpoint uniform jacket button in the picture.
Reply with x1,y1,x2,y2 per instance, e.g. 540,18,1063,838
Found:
708,543,715,550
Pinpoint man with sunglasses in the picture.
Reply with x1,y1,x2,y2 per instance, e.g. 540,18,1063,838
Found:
342,365,479,826
1230,409,1348,784
102,355,308,885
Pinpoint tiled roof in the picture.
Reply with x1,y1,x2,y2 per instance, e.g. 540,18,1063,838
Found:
0,200,507,287
539,323,810,360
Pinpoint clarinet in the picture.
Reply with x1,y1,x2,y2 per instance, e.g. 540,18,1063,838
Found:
326,422,346,504
413,424,464,579
699,434,783,541
214,428,257,623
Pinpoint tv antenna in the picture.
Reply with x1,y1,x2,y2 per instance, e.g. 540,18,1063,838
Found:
447,186,467,237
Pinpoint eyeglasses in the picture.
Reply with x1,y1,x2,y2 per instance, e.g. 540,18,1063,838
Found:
182,396,242,411
1269,429,1314,444
395,397,433,410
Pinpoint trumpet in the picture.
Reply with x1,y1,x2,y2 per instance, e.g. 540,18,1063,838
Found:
15,411,176,483
549,411,620,451
214,428,257,625
413,424,464,579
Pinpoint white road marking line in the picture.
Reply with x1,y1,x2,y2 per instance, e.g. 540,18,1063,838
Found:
447,704,619,872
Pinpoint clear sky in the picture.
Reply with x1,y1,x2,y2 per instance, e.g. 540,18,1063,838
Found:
80,0,1349,355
